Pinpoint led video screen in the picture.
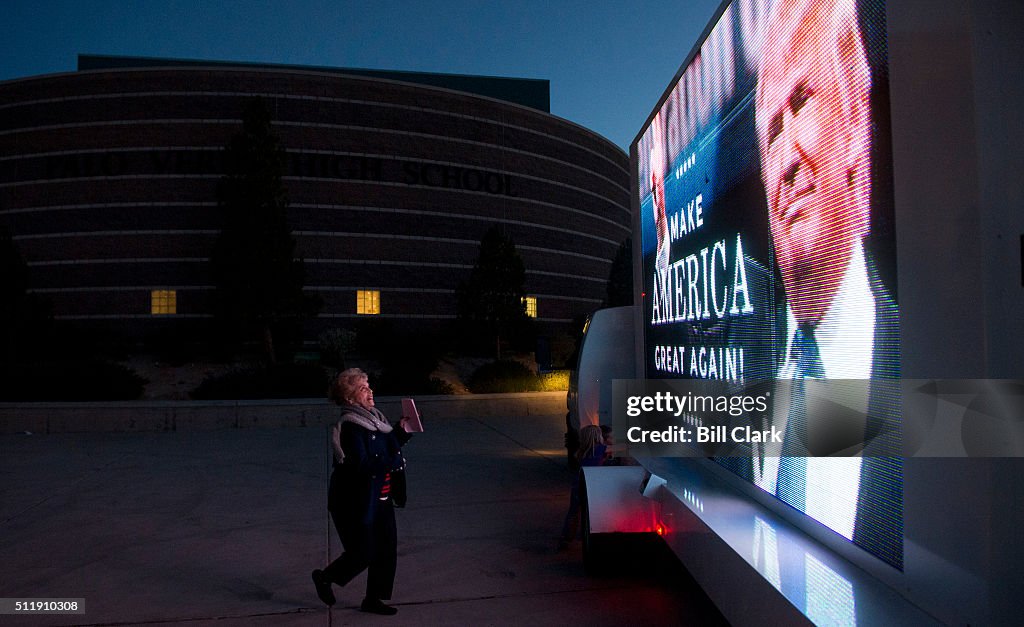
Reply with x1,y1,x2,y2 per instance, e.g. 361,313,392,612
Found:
633,0,900,568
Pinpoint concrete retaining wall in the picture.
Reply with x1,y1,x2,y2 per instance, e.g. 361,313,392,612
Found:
0,392,568,434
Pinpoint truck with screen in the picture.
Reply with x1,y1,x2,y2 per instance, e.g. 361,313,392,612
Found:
575,0,1024,624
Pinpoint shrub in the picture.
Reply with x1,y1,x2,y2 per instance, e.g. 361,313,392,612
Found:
318,328,357,369
191,362,329,399
467,360,540,394
429,378,456,395
0,360,147,401
537,370,570,391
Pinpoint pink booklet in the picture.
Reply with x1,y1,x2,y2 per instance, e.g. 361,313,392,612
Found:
401,398,424,432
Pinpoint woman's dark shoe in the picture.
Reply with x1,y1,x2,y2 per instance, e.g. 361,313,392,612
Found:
311,569,336,606
360,597,398,615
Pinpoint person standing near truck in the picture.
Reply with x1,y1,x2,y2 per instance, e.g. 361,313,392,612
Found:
558,425,612,550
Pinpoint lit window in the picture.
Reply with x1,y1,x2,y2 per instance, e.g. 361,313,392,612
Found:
151,290,177,315
357,290,380,315
522,296,537,318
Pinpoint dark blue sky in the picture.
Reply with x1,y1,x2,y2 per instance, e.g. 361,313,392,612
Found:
1,0,723,151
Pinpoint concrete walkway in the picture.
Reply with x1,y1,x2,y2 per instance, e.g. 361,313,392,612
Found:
0,411,726,626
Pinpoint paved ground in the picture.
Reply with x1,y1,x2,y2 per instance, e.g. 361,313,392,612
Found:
0,411,727,626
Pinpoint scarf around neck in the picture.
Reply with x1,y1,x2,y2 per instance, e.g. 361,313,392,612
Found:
339,403,393,433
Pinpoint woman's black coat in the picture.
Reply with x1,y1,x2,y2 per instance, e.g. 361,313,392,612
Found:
329,421,409,525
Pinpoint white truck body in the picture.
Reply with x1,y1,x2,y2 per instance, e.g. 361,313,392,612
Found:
567,306,635,433
573,1,1024,624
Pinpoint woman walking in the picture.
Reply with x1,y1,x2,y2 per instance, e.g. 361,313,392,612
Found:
312,368,412,616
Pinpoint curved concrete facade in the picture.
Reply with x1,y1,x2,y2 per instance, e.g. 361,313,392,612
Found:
0,63,630,343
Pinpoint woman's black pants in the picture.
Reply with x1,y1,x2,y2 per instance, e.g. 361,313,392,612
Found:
324,501,397,600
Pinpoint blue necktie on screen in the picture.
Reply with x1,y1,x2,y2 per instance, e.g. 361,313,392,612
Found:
776,325,824,512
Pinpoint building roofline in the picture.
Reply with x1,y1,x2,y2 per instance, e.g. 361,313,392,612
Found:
77,54,550,113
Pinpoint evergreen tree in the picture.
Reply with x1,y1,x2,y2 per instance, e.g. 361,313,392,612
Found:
456,226,530,358
211,98,319,363
0,226,51,363
0,227,29,363
606,237,634,306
